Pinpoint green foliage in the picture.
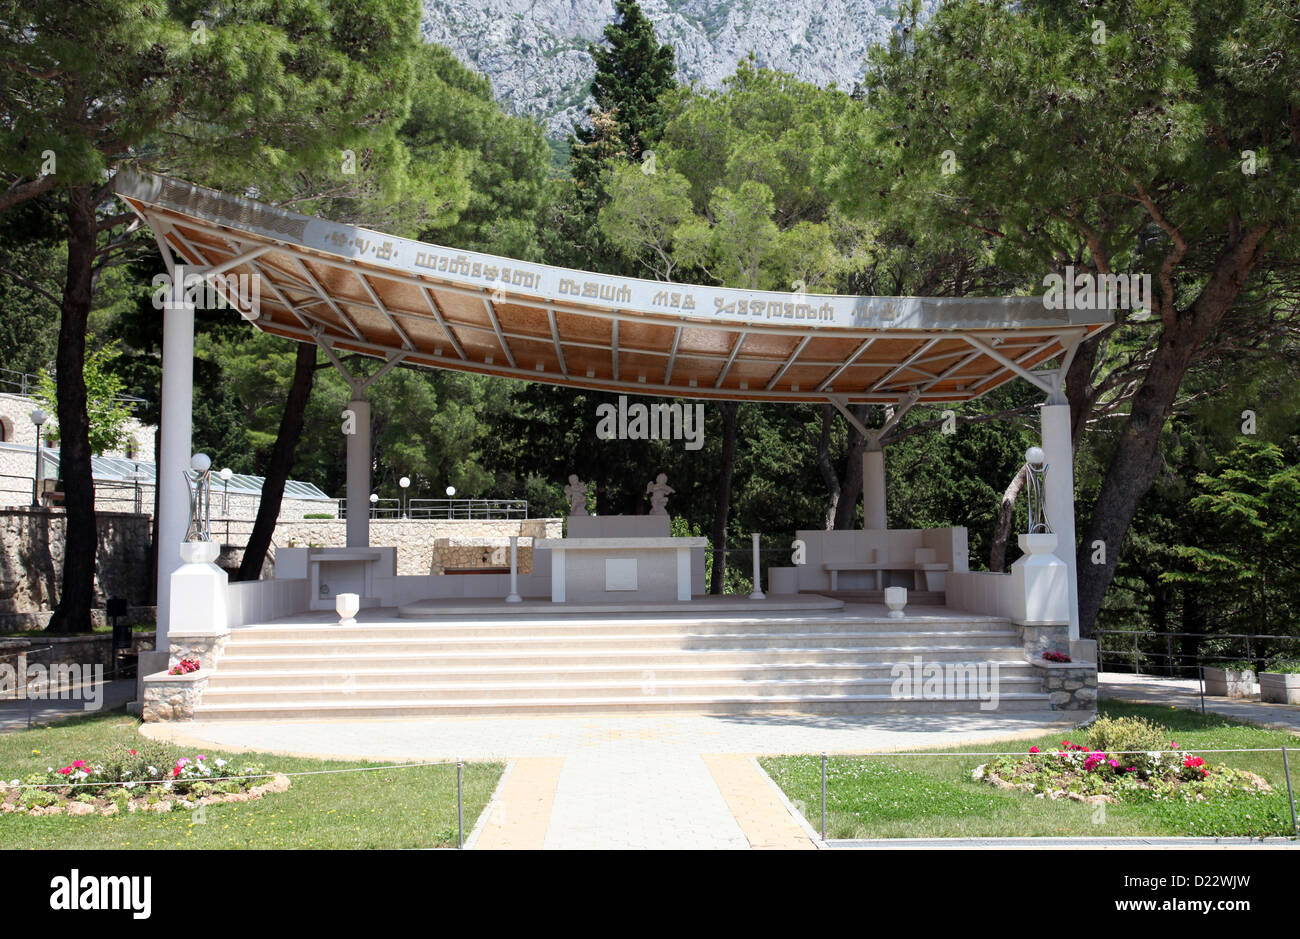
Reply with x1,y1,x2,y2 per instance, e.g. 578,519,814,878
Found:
1160,440,1300,636
35,343,132,456
578,0,676,162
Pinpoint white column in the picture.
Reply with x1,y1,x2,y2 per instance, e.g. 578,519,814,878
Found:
155,272,196,648
550,548,566,602
345,395,370,548
1040,401,1079,639
862,445,887,530
748,532,765,600
506,535,521,603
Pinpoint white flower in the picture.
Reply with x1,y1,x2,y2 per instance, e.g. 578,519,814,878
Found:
147,766,158,776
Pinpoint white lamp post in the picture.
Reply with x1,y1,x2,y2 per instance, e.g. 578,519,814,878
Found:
445,485,456,519
399,476,410,518
369,491,379,519
28,409,46,508
219,467,232,514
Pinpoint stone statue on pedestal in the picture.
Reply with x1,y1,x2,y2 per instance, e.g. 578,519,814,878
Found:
564,474,591,517
646,473,674,517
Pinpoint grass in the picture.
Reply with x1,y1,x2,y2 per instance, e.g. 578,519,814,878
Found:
0,708,503,849
760,702,1300,840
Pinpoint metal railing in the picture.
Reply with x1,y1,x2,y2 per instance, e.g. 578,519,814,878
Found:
0,366,147,406
340,497,529,520
1094,629,1300,678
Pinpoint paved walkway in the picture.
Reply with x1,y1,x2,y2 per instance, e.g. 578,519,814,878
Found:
1100,673,1300,733
0,678,135,732
144,710,1079,849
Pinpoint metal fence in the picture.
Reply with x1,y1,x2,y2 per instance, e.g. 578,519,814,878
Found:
340,497,529,520
1094,629,1300,678
801,745,1299,843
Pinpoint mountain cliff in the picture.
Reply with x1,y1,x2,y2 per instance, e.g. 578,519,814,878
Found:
420,0,933,136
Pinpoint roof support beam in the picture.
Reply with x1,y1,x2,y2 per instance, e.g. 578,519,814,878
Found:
421,287,468,360
355,271,415,351
547,307,568,378
611,320,619,382
828,387,920,445
868,337,941,396
481,296,517,368
962,334,1056,395
765,335,811,391
816,337,875,392
714,332,747,389
289,256,366,342
318,338,407,396
663,326,683,385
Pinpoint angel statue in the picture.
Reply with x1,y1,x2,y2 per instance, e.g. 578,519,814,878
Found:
646,473,674,517
564,474,591,517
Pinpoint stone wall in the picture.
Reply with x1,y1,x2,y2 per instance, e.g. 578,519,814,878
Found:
0,507,152,626
0,632,156,699
273,518,561,576
1035,662,1098,711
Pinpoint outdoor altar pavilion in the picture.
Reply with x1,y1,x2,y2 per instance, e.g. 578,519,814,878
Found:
113,169,1109,657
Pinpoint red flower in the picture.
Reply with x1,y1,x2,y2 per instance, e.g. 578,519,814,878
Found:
129,750,137,756
1029,746,1040,753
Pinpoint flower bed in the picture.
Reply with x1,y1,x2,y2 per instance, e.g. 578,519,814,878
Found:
973,717,1272,805
1,741,288,817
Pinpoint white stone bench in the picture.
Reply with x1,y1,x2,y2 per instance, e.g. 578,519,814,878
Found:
823,548,949,592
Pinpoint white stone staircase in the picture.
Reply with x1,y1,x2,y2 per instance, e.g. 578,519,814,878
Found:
192,605,1050,719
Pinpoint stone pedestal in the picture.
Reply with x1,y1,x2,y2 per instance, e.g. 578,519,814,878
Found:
1010,533,1069,625
169,541,229,634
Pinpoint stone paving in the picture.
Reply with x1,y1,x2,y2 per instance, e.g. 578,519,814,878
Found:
1100,673,1300,734
143,710,1080,849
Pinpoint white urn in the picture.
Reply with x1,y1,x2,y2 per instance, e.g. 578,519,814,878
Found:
335,592,360,626
884,586,908,619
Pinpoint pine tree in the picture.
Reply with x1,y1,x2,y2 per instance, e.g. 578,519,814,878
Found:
571,0,676,184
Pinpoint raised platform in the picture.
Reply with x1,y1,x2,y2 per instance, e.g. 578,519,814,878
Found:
187,601,1055,721
396,593,843,618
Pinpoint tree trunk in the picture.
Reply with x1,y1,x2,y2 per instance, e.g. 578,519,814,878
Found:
709,401,739,594
815,405,840,530
46,187,98,634
989,464,1029,573
833,404,868,530
1076,226,1271,636
236,342,318,581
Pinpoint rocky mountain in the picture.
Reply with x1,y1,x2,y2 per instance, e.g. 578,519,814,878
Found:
420,0,934,137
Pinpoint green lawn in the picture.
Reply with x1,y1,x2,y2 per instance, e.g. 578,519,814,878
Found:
0,709,503,849
760,702,1300,840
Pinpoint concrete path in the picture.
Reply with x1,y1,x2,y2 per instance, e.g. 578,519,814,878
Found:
143,710,1078,849
0,678,135,732
1100,673,1300,733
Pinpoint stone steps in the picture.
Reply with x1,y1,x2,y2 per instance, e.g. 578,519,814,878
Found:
207,658,1041,688
192,607,1046,720
213,644,1031,673
194,692,1050,720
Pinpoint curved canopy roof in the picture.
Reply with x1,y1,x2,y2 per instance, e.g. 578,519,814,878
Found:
115,170,1107,405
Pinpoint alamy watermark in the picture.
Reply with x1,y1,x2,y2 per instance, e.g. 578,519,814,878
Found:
890,656,1001,711
0,662,103,710
1042,265,1151,313
595,395,705,451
